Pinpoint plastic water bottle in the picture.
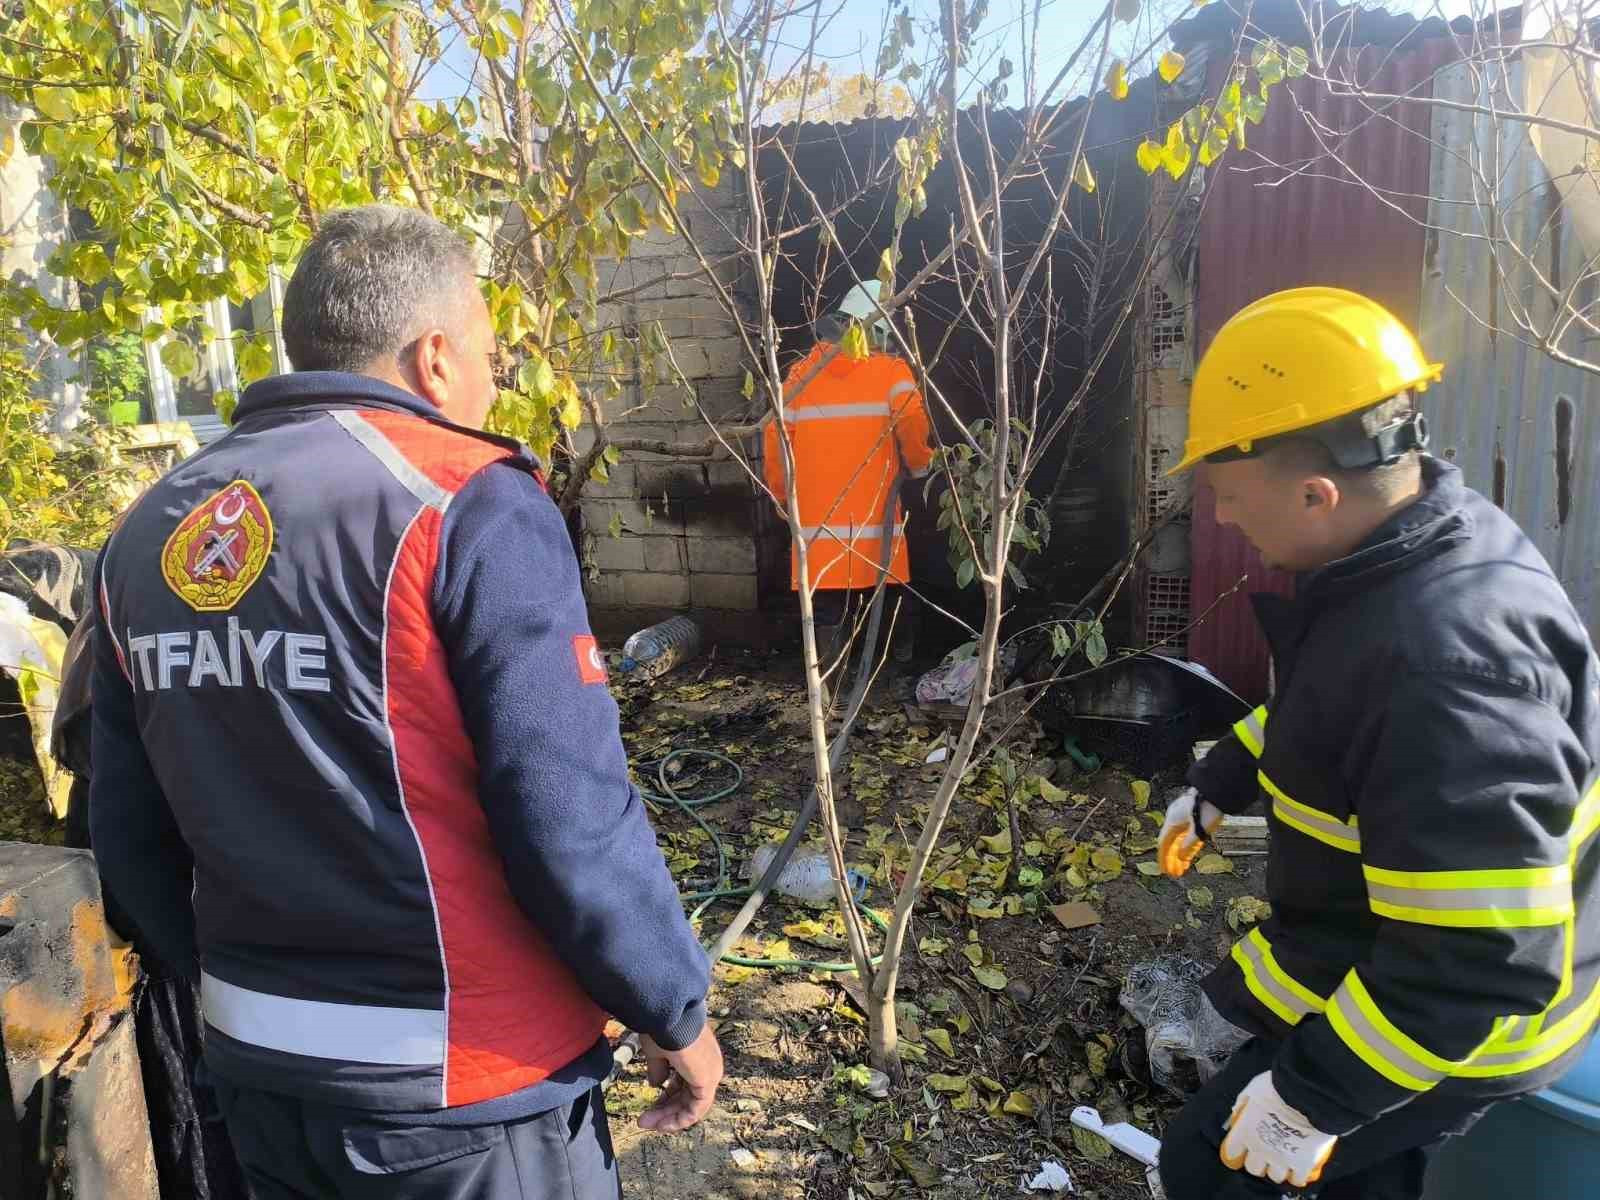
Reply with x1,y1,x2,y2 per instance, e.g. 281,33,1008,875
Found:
619,615,703,679
747,844,871,907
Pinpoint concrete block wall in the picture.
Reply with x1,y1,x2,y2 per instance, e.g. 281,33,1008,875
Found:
1,842,157,1198
582,180,783,645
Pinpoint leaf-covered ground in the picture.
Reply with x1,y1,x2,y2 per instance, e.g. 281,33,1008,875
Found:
607,651,1268,1200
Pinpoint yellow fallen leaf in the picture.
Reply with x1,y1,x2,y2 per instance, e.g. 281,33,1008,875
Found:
926,1028,954,1056
976,1075,1004,1094
1188,885,1215,911
919,937,948,956
1064,865,1089,890
953,1011,973,1035
1090,848,1124,877
927,1072,969,1093
951,1085,979,1111
1131,779,1151,810
979,829,1012,855
1196,853,1235,875
962,942,985,967
971,965,1008,990
1003,1091,1037,1117
1037,778,1067,805
1136,860,1163,876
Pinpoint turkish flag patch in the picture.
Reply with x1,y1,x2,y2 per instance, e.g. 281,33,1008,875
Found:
573,634,608,684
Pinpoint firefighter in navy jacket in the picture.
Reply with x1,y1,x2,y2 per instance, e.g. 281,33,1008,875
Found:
1154,288,1600,1199
91,206,722,1198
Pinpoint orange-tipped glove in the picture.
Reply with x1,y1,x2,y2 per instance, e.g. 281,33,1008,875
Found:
1220,1071,1339,1189
1158,787,1222,878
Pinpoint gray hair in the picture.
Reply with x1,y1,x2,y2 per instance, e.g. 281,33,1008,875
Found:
281,205,478,373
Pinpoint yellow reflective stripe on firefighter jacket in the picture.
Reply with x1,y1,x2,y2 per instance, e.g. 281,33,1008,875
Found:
1194,458,1600,1138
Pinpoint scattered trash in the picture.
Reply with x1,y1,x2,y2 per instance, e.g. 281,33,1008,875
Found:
1049,902,1102,931
1023,1160,1074,1193
1212,814,1269,856
1070,1106,1159,1166
785,1114,820,1133
914,645,1018,707
925,745,950,764
618,614,702,679
1120,957,1250,1095
747,844,869,906
729,1147,758,1169
1070,1106,1165,1199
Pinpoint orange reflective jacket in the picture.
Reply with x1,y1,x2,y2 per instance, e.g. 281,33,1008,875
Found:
762,345,935,591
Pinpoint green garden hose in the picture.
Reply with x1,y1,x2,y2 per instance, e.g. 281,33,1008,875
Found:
636,746,884,972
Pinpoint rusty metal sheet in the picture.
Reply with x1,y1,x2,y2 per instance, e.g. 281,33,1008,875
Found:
1189,39,1457,701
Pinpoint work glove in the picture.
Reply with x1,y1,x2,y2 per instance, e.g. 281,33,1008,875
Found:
1219,1070,1339,1189
1158,786,1222,878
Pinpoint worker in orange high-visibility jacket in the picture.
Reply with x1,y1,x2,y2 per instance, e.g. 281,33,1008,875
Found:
762,281,936,618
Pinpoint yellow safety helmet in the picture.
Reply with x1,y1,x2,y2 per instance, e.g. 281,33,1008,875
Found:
1169,286,1443,475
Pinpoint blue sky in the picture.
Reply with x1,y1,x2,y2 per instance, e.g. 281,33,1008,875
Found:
417,0,1485,106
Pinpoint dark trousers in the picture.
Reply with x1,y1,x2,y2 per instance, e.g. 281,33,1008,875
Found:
213,1080,622,1200
1158,1039,1487,1200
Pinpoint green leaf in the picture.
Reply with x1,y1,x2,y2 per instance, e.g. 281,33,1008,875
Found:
1038,777,1067,805
1072,1124,1113,1161
955,558,975,589
926,1072,969,1093
1131,779,1151,810
890,1144,938,1188
1085,625,1108,666
160,337,199,379
1188,885,1215,911
971,965,1008,990
926,1027,954,1056
1136,860,1163,876
1242,92,1268,126
1286,45,1310,78
33,87,77,122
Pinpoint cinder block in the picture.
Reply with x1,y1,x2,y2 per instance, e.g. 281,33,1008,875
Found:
66,1015,159,1199
584,572,627,608
0,843,153,1199
687,536,757,574
624,571,691,608
704,459,757,492
637,462,708,499
642,536,687,574
691,572,758,610
580,462,637,500
588,532,647,572
584,497,683,536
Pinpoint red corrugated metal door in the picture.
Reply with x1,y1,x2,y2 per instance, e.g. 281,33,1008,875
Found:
1189,40,1457,701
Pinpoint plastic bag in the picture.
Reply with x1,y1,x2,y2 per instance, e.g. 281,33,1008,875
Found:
914,644,1018,707
1120,957,1250,1095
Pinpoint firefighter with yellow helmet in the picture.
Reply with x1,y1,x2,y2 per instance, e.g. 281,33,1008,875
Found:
1153,287,1600,1199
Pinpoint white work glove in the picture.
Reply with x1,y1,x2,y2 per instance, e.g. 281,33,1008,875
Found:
1158,787,1222,878
1219,1071,1339,1189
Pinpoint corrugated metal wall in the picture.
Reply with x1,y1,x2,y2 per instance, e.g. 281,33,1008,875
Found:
1189,40,1457,700
1418,60,1600,638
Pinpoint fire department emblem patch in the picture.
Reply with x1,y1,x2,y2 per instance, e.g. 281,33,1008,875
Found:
161,480,274,612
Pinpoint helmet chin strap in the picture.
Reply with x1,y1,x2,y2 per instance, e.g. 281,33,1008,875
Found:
1206,406,1429,471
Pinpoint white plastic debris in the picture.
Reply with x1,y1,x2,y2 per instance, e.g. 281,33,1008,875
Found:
1069,1106,1160,1166
1023,1160,1074,1193
924,745,950,763
729,1147,758,1169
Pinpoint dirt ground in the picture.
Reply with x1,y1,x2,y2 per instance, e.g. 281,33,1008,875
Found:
0,646,1268,1199
605,650,1268,1200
